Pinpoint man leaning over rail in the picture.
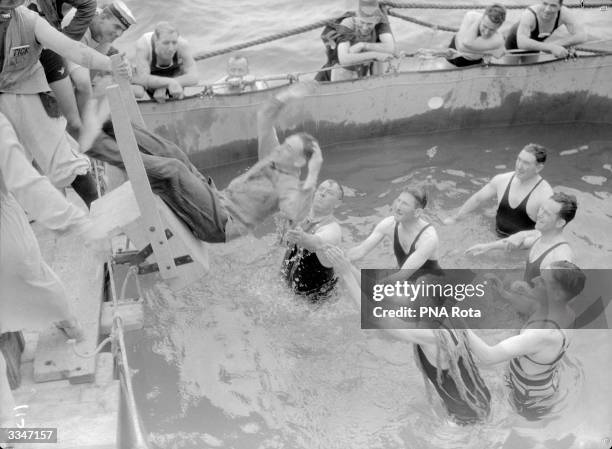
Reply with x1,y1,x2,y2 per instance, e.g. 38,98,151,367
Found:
81,82,322,243
131,21,199,103
505,0,587,59
332,0,395,81
446,4,507,67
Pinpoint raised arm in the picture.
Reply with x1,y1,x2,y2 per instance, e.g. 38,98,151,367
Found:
465,229,539,256
62,0,97,40
346,216,394,262
35,17,129,75
326,245,437,345
466,329,545,365
444,178,498,224
285,222,342,267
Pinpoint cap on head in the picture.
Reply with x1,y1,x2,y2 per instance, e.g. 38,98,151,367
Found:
107,0,136,30
357,0,383,24
0,0,24,10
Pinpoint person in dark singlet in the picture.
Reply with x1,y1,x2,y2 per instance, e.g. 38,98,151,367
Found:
466,192,576,306
132,21,199,103
281,179,343,302
325,247,492,425
445,144,553,237
504,0,587,58
446,4,507,67
348,187,441,282
467,261,585,421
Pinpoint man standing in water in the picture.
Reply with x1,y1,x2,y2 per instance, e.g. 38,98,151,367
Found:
347,187,442,281
281,179,343,302
467,261,585,421
466,192,576,289
324,246,492,425
444,144,553,237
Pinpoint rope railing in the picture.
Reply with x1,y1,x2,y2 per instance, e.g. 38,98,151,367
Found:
387,9,459,32
194,14,354,61
380,1,611,8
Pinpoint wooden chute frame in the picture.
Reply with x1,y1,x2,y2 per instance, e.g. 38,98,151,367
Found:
91,55,209,291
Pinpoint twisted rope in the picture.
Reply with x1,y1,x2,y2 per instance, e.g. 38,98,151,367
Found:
194,14,354,61
381,1,611,9
387,9,459,32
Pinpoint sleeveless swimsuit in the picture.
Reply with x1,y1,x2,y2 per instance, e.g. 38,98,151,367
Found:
523,239,570,286
393,222,443,281
416,327,492,425
146,36,183,97
506,319,568,421
281,219,338,302
506,6,562,50
495,175,544,237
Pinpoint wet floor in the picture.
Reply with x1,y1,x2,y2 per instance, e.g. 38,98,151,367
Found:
127,122,612,449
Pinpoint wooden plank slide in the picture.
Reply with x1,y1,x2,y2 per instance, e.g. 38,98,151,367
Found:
90,54,209,291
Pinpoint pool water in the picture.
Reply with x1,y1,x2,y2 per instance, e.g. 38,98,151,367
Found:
127,122,612,449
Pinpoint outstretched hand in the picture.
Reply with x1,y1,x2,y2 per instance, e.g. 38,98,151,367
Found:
323,244,352,274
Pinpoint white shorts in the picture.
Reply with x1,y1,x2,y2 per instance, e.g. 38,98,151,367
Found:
0,93,90,188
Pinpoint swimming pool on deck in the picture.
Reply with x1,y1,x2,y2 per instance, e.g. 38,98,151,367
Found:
124,122,612,449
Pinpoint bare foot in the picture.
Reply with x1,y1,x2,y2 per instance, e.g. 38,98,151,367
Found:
55,318,85,342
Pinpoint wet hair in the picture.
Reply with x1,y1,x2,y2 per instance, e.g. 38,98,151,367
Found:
294,132,318,161
551,192,577,225
484,4,506,25
401,186,428,209
323,179,344,200
523,143,547,164
548,260,585,302
154,21,178,39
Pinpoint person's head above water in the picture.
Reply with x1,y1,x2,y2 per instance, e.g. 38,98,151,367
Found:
274,132,319,168
535,260,585,304
312,179,343,215
515,143,547,182
535,191,577,232
393,187,427,224
479,4,506,38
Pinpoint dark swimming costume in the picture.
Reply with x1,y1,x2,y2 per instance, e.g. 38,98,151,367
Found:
281,220,338,302
506,319,568,421
506,6,561,50
523,239,570,286
495,175,544,237
393,222,443,280
447,27,483,67
146,36,183,97
416,328,491,425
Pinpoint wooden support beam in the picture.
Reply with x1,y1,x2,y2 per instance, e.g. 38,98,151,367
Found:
105,84,179,281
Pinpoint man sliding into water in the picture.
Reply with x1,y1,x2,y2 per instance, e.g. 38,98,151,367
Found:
80,82,322,243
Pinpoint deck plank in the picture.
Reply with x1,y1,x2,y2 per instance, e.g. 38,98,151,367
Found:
13,353,119,449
